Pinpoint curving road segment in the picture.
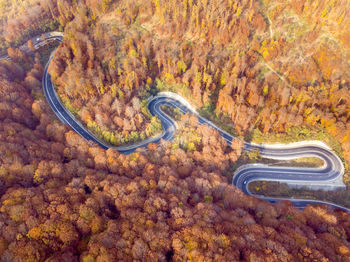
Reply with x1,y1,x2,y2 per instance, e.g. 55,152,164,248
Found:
3,33,350,212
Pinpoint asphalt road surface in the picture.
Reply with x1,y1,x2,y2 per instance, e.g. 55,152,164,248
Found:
3,32,349,212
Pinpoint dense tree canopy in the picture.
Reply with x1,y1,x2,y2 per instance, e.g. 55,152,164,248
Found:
0,54,350,260
45,0,350,170
1,0,350,260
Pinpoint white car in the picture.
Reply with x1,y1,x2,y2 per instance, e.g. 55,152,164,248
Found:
36,37,40,41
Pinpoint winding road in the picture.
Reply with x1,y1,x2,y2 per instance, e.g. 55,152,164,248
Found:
2,32,350,212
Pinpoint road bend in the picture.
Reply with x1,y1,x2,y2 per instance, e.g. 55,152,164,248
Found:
2,32,348,212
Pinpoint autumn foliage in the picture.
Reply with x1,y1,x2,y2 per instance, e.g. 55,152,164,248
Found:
1,0,350,260
41,0,350,171
0,55,350,260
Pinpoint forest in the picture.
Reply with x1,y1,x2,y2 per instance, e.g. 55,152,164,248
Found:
1,0,350,260
1,57,350,259
45,0,350,171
